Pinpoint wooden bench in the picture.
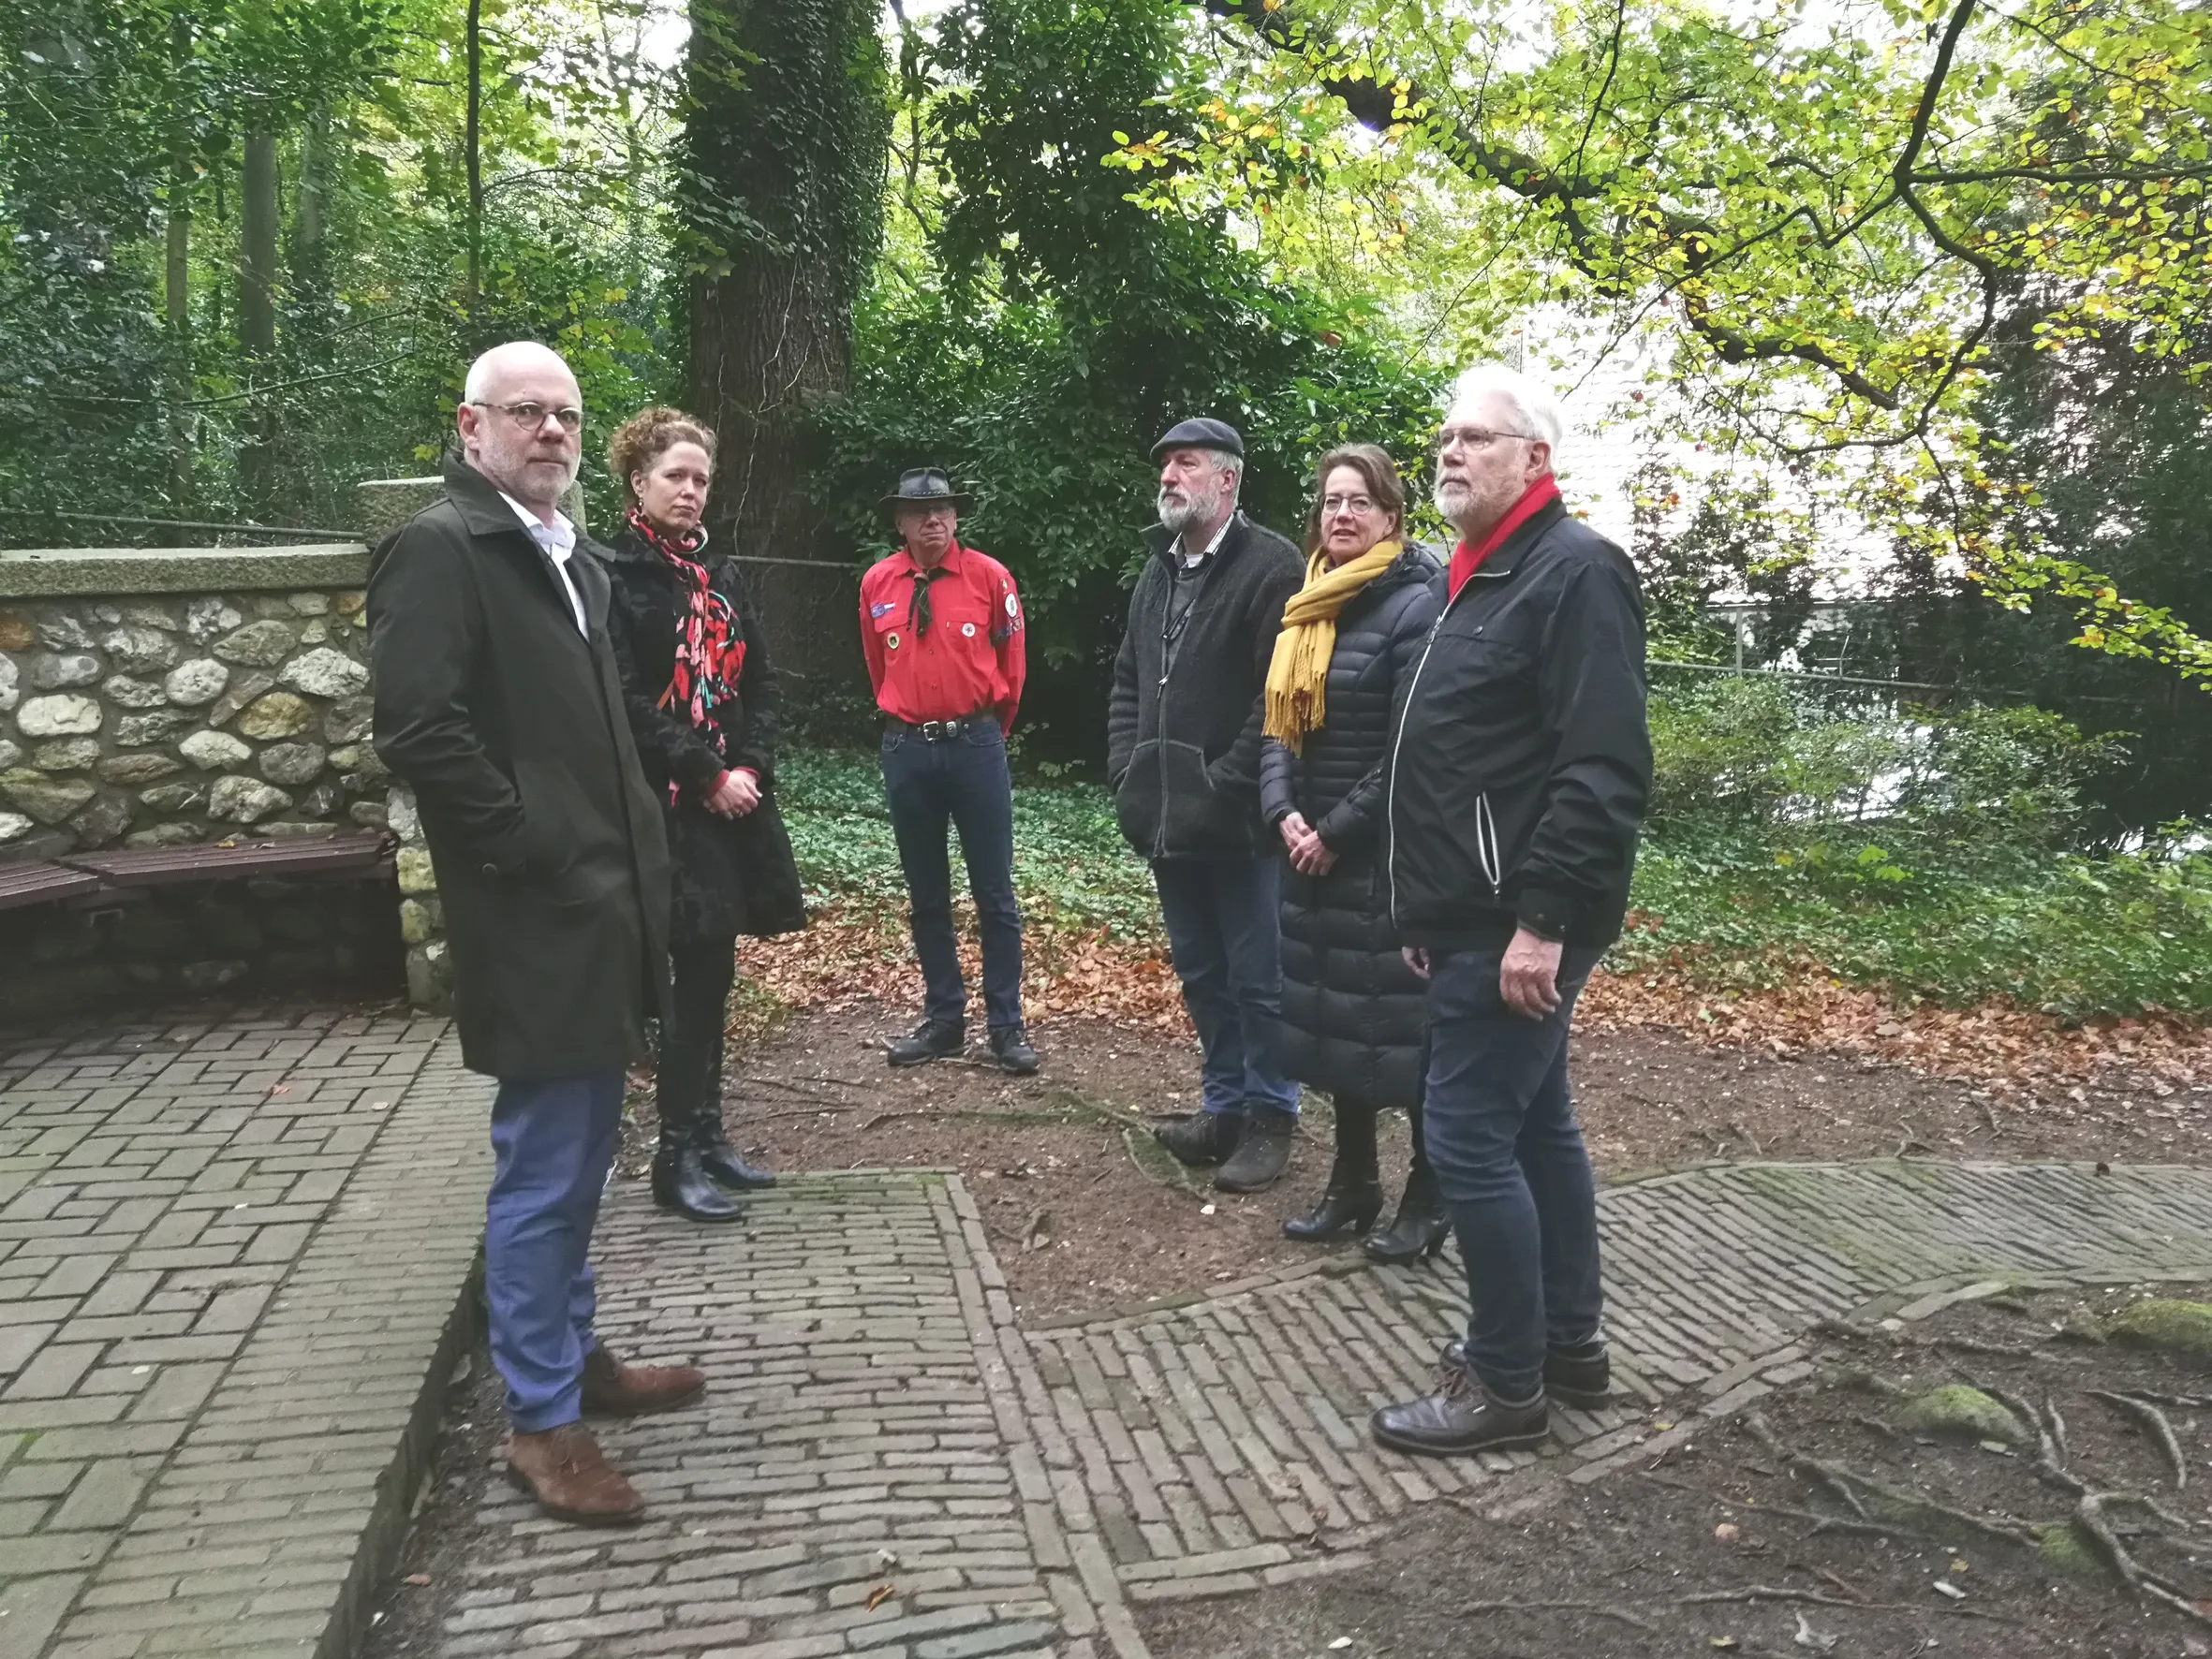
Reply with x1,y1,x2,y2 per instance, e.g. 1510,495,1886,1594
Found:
0,860,106,912
0,832,395,912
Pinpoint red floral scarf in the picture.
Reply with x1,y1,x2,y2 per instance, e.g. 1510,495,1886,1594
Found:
627,507,747,803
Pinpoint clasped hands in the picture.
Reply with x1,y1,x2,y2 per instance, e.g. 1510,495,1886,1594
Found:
1276,811,1337,875
702,768,760,818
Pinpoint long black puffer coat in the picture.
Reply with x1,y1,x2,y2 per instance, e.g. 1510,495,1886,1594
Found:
1258,546,1442,1106
596,524,807,946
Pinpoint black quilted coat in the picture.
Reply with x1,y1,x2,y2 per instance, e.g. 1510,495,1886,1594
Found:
596,525,807,946
1258,547,1441,1107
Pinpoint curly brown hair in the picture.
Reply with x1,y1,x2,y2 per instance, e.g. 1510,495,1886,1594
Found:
605,406,719,504
1301,444,1407,557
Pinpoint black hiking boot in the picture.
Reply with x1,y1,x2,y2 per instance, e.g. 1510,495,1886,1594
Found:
888,1020,965,1066
1443,1336,1613,1411
990,1026,1040,1076
1153,1109,1243,1168
1215,1108,1295,1194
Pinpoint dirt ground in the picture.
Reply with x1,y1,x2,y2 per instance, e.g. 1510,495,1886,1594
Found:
1143,1283,2212,1659
637,1005,2212,1322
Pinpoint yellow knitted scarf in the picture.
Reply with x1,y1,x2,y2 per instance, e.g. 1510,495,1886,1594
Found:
1262,539,1403,755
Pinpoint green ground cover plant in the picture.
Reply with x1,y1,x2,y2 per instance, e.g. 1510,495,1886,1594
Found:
776,679,2212,1021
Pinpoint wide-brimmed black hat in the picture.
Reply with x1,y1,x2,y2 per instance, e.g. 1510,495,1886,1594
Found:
1150,418,1245,462
879,467,974,512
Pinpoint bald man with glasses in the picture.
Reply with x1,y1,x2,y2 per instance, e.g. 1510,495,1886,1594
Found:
370,342,698,1527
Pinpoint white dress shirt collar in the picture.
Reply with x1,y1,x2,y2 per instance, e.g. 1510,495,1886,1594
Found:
498,491,586,634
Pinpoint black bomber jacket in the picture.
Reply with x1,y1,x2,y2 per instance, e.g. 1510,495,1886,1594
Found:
1384,499,1653,951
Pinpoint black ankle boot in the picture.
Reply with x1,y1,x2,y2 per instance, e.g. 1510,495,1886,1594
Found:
652,1146,745,1223
1364,1158,1451,1263
696,1125,776,1190
1285,1098,1382,1241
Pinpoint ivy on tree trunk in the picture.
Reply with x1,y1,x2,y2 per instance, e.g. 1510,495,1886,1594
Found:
681,0,889,572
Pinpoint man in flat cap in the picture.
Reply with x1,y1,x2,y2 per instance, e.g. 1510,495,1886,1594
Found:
1109,419,1305,1190
861,468,1038,1075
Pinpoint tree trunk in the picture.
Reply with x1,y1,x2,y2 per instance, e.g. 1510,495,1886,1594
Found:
683,0,888,674
239,131,280,512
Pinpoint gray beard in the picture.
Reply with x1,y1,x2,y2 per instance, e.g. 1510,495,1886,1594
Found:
1158,484,1226,536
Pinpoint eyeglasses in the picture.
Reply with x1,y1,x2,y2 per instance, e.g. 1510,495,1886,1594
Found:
1437,425,1539,454
470,400,584,433
1320,494,1380,516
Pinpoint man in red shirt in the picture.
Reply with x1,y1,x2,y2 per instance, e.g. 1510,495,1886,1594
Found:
861,469,1037,1074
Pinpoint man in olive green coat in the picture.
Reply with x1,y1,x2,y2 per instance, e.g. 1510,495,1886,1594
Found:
369,341,688,1528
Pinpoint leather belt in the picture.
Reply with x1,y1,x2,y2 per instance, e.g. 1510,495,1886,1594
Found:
887,712,991,741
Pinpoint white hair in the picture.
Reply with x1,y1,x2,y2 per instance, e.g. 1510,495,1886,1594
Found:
1449,363,1564,455
463,340,574,405
1193,446,1243,496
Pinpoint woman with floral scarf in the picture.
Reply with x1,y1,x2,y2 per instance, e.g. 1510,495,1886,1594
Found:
599,407,806,1223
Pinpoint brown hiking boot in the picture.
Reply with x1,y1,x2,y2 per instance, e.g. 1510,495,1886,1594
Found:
505,1422,645,1526
581,1345,705,1417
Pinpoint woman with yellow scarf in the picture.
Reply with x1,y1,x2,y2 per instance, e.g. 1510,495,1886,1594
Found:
1260,445,1448,1257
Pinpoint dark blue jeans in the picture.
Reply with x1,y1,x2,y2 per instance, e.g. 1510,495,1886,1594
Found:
1422,945,1606,1402
881,721,1025,1034
486,1071,624,1431
1152,855,1299,1118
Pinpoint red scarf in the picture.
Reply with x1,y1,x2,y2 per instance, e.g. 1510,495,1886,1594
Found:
1448,475,1561,600
627,507,747,803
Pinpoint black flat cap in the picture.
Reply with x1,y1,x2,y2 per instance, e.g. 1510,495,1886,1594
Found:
1150,418,1245,462
879,467,974,512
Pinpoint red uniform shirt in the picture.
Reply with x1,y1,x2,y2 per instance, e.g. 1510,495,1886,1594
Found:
859,541,1026,731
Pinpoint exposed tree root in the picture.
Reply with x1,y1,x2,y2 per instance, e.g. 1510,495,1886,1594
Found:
2087,1390,2189,1490
1813,1315,2039,1358
1456,1599,1657,1632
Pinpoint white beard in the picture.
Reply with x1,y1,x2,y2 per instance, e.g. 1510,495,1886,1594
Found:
1159,478,1228,536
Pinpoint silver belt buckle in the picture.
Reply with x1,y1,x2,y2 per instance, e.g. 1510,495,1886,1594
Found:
922,719,949,741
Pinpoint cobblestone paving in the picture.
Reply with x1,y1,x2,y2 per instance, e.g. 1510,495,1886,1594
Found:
0,1007,485,1659
430,1157,2212,1659
14,1009,2212,1659
1025,1158,2212,1620
434,1171,1104,1659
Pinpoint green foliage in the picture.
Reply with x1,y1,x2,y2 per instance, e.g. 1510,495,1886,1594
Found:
1105,0,2212,685
0,0,685,532
811,0,1443,764
1627,676,2212,1016
778,706,2212,1021
776,748,1158,936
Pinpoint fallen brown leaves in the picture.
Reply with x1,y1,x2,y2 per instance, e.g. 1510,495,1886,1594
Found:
735,902,2209,1097
1583,967,2211,1098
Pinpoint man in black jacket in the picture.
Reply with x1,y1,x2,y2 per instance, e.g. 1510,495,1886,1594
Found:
1109,418,1305,1191
1368,365,1652,1459
370,341,699,1527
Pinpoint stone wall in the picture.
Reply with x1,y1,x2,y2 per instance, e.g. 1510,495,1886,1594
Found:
0,524,456,1014
0,580,388,858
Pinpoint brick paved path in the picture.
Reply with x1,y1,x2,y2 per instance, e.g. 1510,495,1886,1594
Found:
430,1157,2212,1659
0,1008,484,1659
11,1010,2212,1659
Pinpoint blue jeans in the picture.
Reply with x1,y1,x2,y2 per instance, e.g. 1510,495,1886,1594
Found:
486,1072,624,1431
881,722,1025,1033
1152,855,1299,1118
1422,946,1606,1402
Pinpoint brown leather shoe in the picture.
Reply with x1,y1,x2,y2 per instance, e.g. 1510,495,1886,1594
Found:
504,1422,645,1526
580,1345,705,1417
